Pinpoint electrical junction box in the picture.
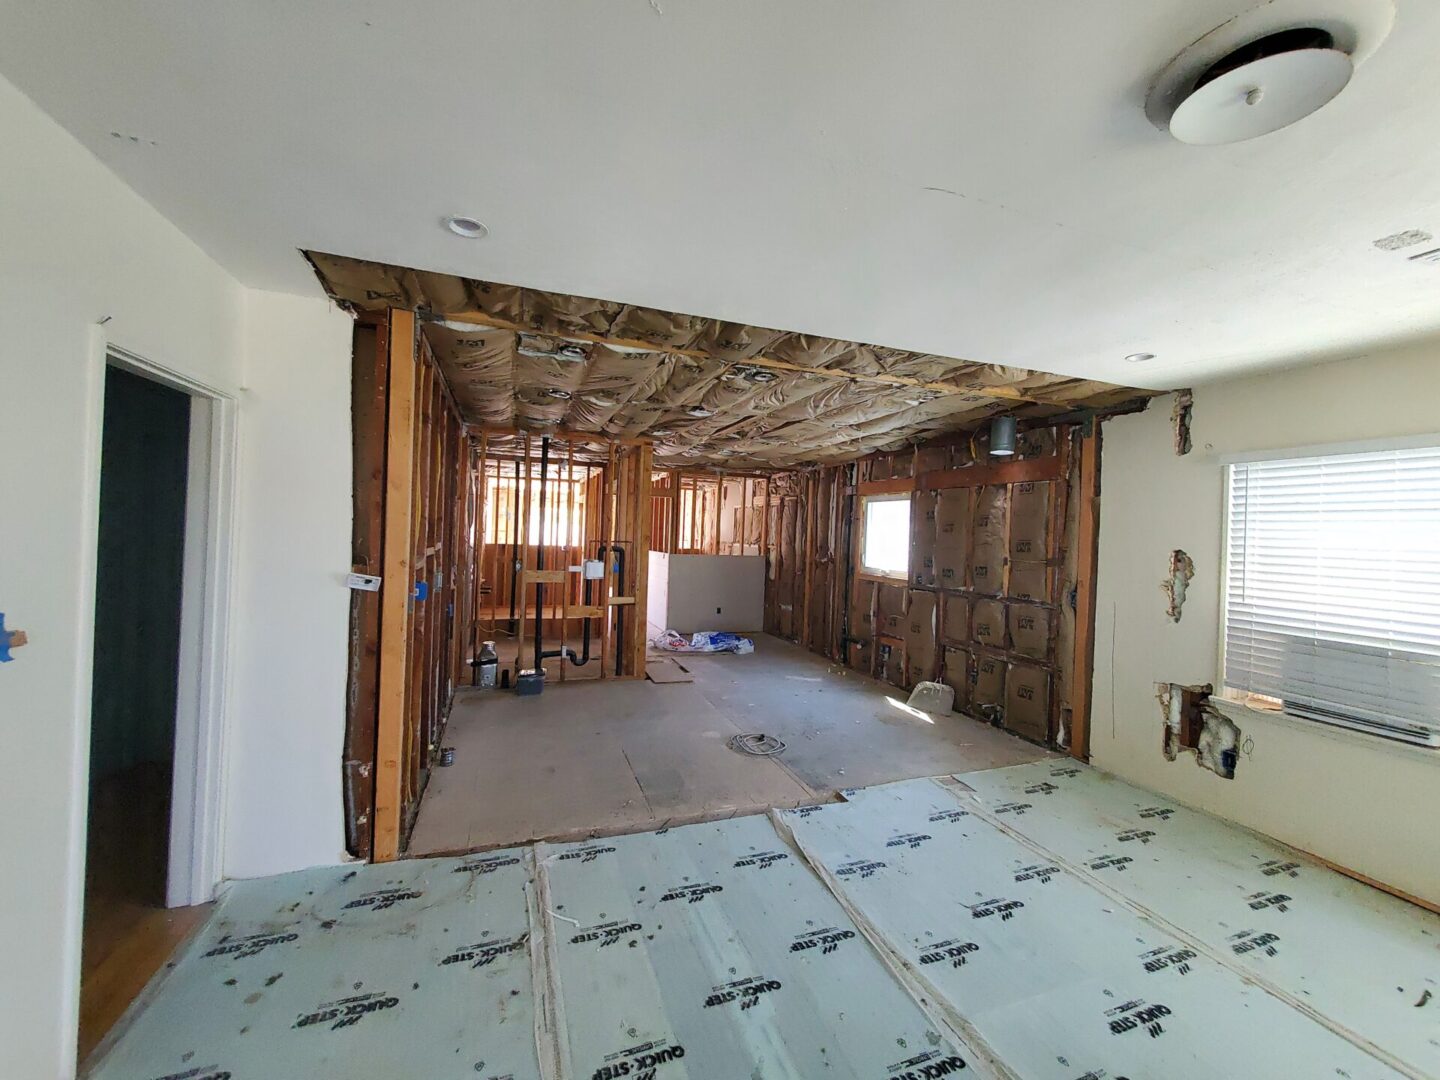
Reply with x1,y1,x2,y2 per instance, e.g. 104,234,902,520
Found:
582,559,606,580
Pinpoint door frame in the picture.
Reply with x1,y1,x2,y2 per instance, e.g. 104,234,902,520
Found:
104,345,237,907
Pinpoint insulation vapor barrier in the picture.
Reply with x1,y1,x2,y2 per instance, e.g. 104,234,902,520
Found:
307,252,1154,469
90,763,1435,1079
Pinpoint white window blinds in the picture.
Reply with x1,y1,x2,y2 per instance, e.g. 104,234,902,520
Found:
1225,445,1440,747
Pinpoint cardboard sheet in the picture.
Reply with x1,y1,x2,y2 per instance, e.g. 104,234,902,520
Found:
776,779,1405,1080
89,853,541,1080
954,761,1440,1079
538,815,980,1080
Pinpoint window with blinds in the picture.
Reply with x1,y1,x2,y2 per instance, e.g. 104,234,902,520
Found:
1224,445,1440,747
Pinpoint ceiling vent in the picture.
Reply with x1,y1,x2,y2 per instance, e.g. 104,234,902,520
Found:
1145,1,1394,144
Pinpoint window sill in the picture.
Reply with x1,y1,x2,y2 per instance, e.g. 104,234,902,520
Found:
857,569,909,584
1208,697,1440,764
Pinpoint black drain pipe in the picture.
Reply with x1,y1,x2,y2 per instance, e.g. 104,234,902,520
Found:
507,457,520,633
534,437,550,671
532,435,592,668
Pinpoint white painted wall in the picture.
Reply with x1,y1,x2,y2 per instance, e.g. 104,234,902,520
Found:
650,554,766,634
225,290,353,879
0,73,351,1078
1093,347,1440,907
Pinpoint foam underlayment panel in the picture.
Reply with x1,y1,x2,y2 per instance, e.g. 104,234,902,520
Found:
90,766,1437,1080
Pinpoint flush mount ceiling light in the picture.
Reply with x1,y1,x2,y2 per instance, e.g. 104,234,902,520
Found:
1126,352,1156,363
1145,1,1393,144
444,215,488,239
1171,29,1352,144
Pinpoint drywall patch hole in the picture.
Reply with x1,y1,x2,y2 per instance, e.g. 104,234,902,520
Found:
1162,550,1195,621
1171,390,1193,456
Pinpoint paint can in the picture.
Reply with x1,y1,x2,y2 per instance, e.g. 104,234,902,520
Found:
478,640,499,688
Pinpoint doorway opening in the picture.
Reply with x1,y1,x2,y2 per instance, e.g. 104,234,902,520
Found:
78,360,228,1062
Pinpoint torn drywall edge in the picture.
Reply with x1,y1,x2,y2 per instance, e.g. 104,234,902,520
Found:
1171,389,1193,456
1161,549,1195,622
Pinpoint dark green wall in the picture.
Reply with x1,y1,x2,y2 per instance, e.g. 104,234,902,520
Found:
90,366,191,781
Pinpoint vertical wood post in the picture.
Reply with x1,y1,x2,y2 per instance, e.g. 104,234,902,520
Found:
374,309,417,862
1070,424,1101,761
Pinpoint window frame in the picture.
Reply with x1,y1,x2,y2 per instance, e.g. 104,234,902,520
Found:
856,492,912,583
1217,438,1440,749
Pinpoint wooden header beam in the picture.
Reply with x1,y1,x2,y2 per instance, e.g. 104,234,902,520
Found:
855,453,1066,499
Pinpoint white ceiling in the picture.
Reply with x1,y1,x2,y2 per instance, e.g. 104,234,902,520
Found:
4,1,1439,390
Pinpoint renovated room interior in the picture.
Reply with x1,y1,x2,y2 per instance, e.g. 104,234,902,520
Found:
2,2,1438,1078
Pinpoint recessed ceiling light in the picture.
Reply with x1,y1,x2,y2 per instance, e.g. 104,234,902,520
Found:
444,215,488,239
1125,352,1156,363
544,388,572,400
686,406,714,418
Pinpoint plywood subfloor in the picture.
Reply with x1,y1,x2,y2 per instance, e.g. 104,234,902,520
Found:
407,633,1047,855
92,765,1435,1079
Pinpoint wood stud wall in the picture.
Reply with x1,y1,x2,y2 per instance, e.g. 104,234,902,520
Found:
761,425,1099,759
347,304,1105,859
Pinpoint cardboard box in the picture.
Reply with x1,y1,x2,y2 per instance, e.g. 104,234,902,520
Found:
972,598,1007,650
1008,603,1051,659
877,583,907,636
1010,481,1051,562
973,652,1005,712
941,594,970,643
849,580,876,640
1005,662,1051,742
933,489,969,589
903,590,937,684
910,492,937,587
942,646,971,711
1007,561,1048,601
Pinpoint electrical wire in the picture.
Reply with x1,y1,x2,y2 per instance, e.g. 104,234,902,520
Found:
728,733,786,756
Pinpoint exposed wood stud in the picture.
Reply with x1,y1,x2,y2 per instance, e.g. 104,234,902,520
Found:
374,309,418,863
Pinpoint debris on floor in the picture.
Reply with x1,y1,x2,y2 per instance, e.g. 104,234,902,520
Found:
644,657,693,684
727,732,786,756
652,629,755,653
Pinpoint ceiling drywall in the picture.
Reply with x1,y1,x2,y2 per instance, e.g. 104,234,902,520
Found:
4,2,1439,390
311,252,1149,467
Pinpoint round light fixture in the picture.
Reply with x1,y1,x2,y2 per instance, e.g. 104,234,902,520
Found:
686,406,714,418
444,215,489,239
1125,352,1156,363
544,388,572,400
1170,29,1352,145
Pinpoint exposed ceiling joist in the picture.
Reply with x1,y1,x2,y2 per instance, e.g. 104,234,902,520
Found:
432,310,1045,405
305,252,1156,468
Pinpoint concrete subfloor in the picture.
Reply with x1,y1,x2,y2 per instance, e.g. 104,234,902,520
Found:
406,633,1049,856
